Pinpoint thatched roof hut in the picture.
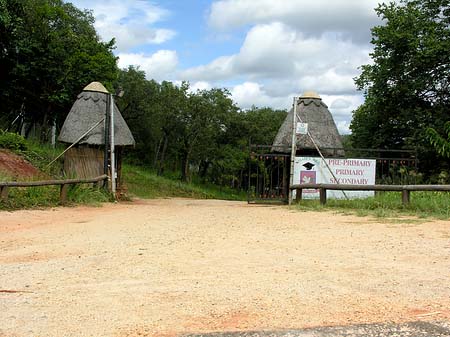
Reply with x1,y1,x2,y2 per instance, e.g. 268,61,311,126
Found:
58,82,134,146
272,91,344,156
58,82,134,182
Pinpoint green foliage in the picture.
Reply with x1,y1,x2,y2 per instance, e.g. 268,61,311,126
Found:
295,191,450,220
426,121,450,158
351,0,450,175
0,131,27,151
116,67,286,187
67,184,110,205
122,164,246,201
0,0,118,140
0,184,109,210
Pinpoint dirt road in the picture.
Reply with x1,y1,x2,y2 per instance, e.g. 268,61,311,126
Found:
1,199,449,336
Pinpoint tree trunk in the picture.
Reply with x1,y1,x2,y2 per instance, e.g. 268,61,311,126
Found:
181,147,192,183
157,135,168,176
199,160,210,180
40,109,50,143
154,136,163,169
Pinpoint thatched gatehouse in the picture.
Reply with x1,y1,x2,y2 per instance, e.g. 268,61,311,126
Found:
58,82,135,188
272,91,344,156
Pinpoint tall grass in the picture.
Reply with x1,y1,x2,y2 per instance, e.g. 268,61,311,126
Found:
122,164,246,201
0,169,110,211
0,138,110,210
294,191,450,219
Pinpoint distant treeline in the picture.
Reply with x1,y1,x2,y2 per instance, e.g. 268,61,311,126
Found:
0,0,286,185
115,70,287,184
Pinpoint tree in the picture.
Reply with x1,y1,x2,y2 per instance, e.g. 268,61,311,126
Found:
115,66,162,165
351,0,450,151
0,0,118,140
427,122,450,158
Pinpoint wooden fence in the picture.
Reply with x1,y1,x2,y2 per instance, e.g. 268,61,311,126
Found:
0,175,108,204
291,183,450,205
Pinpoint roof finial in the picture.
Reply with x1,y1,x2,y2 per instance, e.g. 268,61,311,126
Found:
300,91,321,99
83,82,109,94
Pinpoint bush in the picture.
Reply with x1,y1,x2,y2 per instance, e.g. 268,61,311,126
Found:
0,130,28,151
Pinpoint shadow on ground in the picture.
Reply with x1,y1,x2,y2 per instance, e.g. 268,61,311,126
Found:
183,321,450,337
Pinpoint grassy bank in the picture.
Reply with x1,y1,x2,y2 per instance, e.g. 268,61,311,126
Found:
294,191,450,219
0,132,110,210
122,164,246,201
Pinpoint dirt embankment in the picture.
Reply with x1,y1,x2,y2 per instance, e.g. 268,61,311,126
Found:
0,149,42,179
0,198,449,337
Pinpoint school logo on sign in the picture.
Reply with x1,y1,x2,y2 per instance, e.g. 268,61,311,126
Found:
300,170,317,193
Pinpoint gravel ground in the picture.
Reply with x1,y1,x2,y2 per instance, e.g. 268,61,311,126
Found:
1,198,449,337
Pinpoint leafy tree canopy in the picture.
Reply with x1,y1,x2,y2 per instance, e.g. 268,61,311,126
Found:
351,0,450,151
0,0,118,139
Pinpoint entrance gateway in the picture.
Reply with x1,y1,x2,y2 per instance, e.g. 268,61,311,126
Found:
248,91,418,204
247,145,418,204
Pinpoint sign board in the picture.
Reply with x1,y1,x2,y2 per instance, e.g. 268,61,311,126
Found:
296,122,308,135
293,157,376,199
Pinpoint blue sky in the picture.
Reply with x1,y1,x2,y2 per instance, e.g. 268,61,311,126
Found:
71,0,383,134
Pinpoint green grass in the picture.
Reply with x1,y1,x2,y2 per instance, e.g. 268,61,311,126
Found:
294,191,450,220
19,140,66,176
122,164,246,201
0,182,110,210
0,144,110,210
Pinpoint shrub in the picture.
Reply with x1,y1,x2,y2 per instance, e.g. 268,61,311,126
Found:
0,130,28,151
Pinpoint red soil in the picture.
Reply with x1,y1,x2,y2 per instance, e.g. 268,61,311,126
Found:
0,149,42,179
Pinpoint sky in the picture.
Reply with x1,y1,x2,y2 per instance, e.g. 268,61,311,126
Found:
70,0,383,134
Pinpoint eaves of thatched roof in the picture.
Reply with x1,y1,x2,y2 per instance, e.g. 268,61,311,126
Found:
272,93,343,154
58,83,135,146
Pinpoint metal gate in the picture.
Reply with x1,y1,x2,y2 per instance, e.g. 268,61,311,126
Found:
247,145,290,203
247,145,419,204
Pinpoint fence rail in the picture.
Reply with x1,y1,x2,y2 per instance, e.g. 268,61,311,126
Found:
0,174,108,204
291,183,450,205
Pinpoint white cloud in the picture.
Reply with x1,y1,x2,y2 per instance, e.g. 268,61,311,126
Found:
322,94,364,134
118,50,178,81
228,83,361,134
230,82,294,109
336,121,351,134
180,55,236,82
209,0,379,43
190,81,212,92
180,22,371,95
71,0,176,51
330,98,352,110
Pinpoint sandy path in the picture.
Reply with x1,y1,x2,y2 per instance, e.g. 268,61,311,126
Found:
0,198,449,337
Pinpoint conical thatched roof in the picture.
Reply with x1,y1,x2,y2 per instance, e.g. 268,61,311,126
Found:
272,92,343,155
58,82,135,146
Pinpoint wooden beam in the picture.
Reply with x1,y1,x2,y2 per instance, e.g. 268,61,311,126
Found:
1,186,8,201
290,183,450,192
0,175,108,188
60,184,68,204
296,188,303,202
319,188,327,205
402,190,410,204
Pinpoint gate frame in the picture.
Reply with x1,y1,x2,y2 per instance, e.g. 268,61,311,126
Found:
247,145,419,204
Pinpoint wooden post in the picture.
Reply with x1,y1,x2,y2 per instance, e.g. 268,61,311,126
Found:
1,186,9,201
319,188,327,204
288,97,298,205
402,189,410,204
60,184,69,204
296,188,302,202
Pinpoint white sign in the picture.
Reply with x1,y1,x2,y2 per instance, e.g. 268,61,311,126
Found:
296,122,308,135
293,157,376,199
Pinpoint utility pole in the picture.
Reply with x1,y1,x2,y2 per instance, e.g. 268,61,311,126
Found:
288,97,298,205
110,93,116,196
